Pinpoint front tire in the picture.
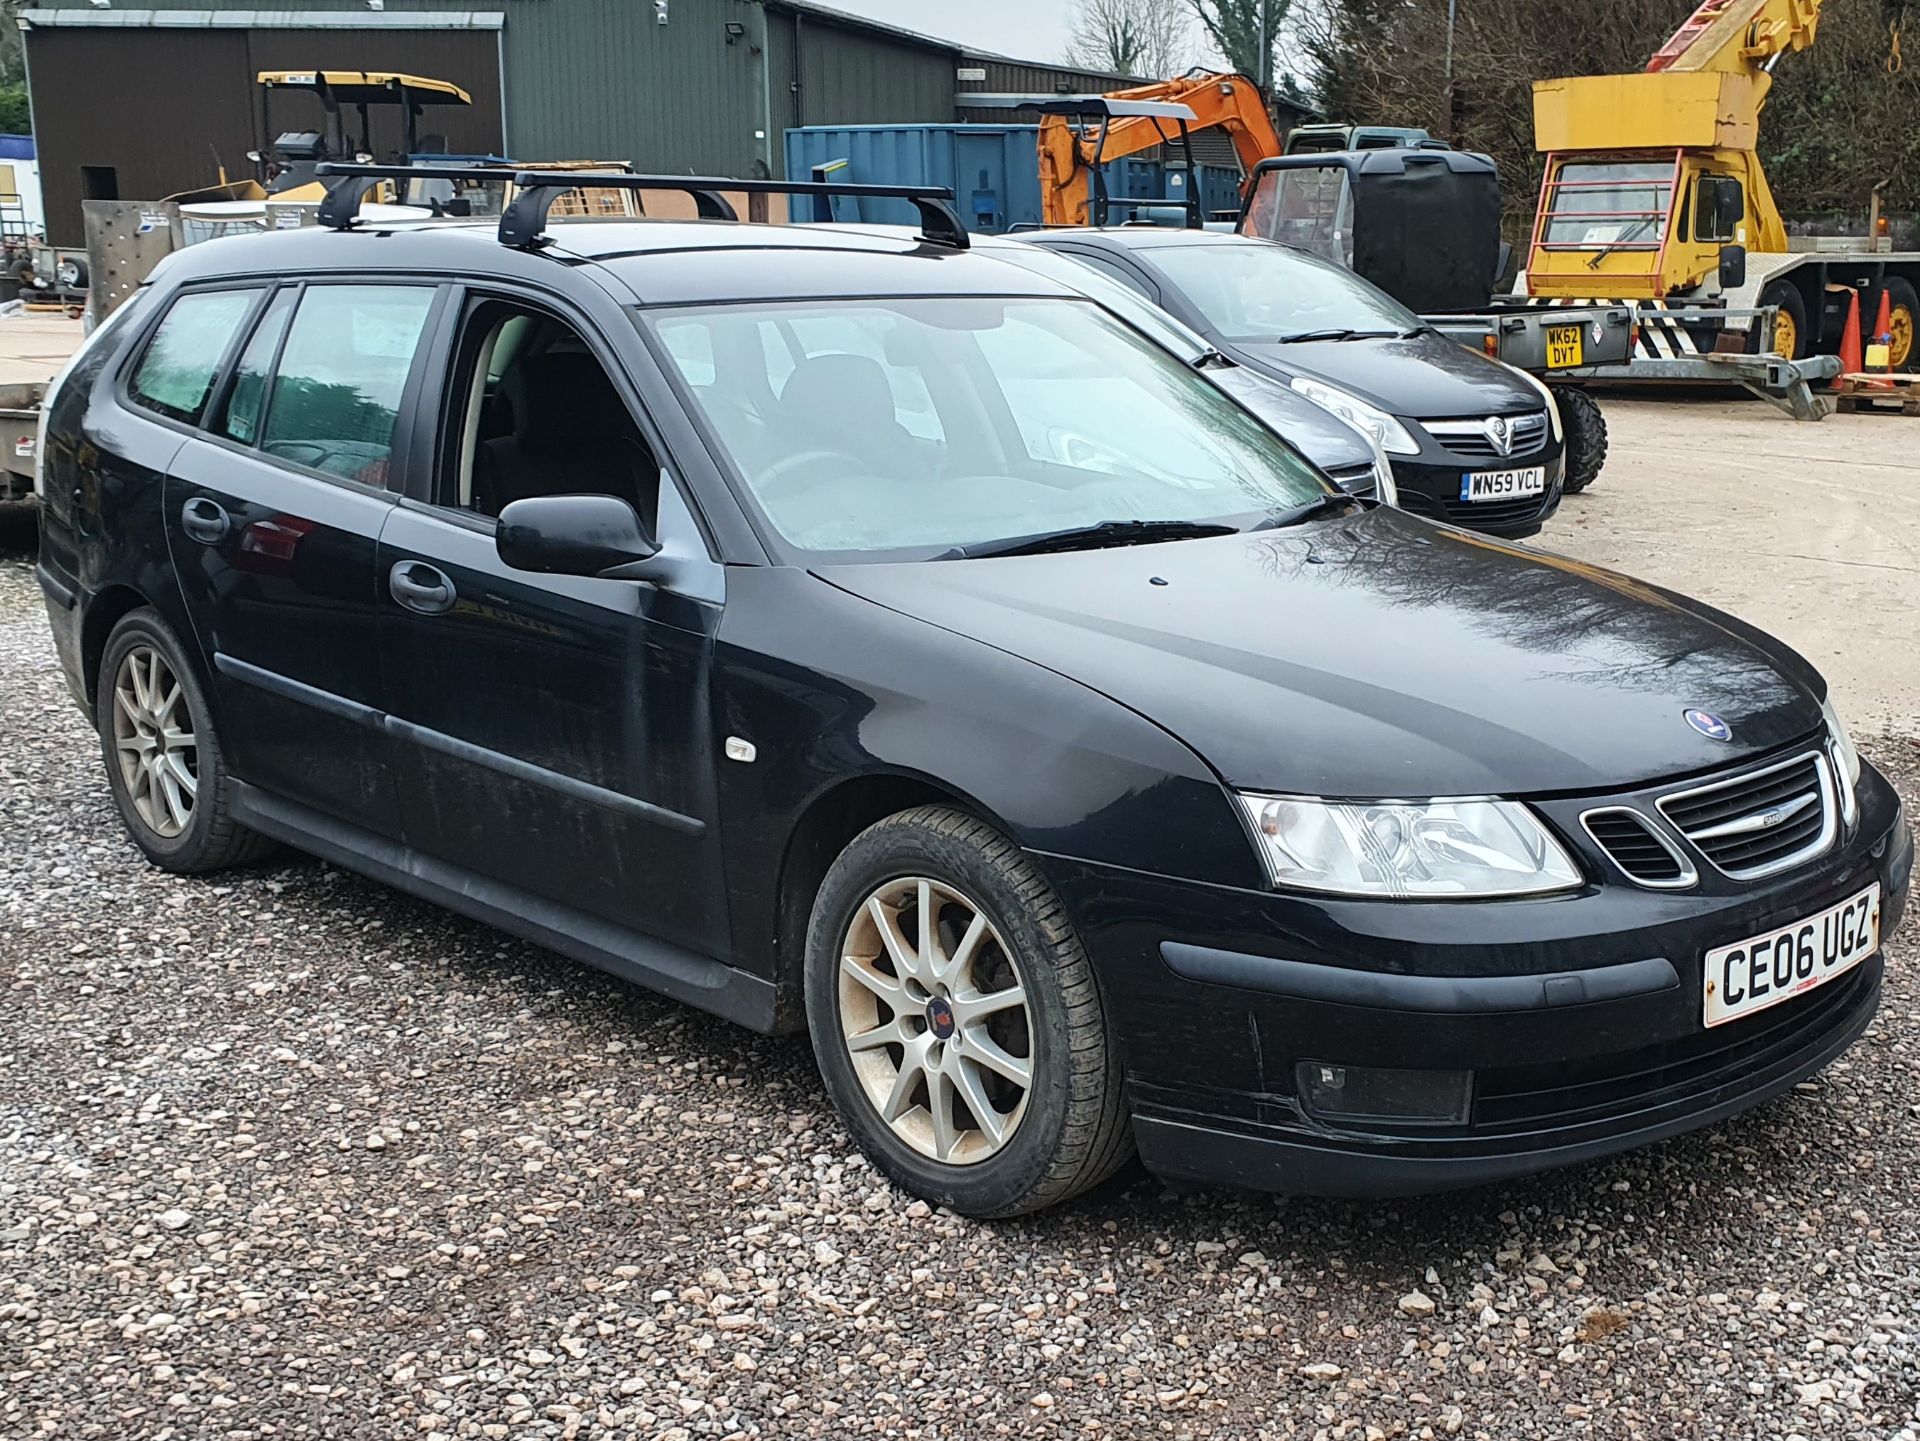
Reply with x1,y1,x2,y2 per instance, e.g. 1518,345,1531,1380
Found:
95,609,274,873
804,806,1132,1217
1552,385,1608,494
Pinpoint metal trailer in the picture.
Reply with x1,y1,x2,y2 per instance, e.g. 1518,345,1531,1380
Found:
0,381,44,508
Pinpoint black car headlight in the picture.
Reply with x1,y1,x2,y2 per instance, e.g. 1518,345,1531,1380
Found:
1236,794,1582,899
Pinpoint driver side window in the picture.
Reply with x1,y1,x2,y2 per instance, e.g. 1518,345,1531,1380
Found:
440,297,661,531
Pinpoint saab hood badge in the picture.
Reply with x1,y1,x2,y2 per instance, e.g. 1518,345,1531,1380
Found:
1685,709,1733,742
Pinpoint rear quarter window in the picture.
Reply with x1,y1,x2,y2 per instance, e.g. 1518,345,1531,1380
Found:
126,289,258,424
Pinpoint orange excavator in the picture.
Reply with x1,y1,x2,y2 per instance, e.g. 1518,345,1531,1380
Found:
1038,71,1283,227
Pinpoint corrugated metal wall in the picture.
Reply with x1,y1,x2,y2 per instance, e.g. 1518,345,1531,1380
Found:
27,17,503,244
26,0,1153,237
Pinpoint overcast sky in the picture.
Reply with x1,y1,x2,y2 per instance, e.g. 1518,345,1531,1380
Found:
822,0,1077,61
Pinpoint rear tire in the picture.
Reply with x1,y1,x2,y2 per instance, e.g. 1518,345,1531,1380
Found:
1759,281,1807,360
95,609,275,874
804,806,1132,1217
1552,386,1607,494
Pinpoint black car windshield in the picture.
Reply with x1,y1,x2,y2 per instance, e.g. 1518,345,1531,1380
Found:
1139,241,1423,343
646,296,1328,559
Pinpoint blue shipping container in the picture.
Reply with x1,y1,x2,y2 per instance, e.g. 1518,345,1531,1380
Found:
784,123,1243,234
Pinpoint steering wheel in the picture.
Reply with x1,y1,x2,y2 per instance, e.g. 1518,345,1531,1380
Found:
755,449,873,504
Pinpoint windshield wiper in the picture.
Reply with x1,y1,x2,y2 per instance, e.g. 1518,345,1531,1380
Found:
1586,216,1656,270
938,519,1238,561
1277,327,1359,343
1249,493,1361,531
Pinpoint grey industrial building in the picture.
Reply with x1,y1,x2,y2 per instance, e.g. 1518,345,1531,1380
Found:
20,0,1148,244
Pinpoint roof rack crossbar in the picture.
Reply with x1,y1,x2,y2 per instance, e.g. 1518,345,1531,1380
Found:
498,171,969,251
312,163,971,252
499,173,738,246
314,162,545,230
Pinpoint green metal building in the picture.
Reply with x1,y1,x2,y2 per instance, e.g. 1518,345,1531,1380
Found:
22,0,1141,243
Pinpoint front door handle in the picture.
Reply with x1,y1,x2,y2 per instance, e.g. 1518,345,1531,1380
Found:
388,559,456,615
180,496,230,545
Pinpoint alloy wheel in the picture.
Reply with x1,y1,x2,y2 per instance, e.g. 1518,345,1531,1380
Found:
836,876,1033,1165
111,645,198,838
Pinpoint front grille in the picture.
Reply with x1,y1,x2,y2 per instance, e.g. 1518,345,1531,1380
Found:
1474,962,1870,1130
1441,492,1551,527
1582,807,1695,887
1424,410,1550,460
1324,463,1378,500
1657,750,1835,880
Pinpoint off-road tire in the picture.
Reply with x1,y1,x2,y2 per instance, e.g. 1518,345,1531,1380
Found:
1553,385,1609,494
1759,280,1808,360
95,608,276,873
804,806,1133,1217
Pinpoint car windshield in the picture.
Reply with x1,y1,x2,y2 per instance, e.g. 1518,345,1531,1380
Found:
1541,160,1676,248
1138,241,1423,343
984,243,1211,363
646,296,1328,560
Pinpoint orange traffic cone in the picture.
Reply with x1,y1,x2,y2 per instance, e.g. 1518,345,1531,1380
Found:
1832,287,1863,389
1866,287,1895,374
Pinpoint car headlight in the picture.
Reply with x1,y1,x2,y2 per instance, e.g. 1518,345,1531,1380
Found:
1821,693,1861,828
1236,794,1583,898
1288,375,1420,457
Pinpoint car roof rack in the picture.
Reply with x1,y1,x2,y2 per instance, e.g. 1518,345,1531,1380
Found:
312,163,970,252
313,163,527,229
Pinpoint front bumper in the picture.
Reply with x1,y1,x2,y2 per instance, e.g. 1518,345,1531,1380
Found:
1391,437,1567,537
1042,761,1910,1199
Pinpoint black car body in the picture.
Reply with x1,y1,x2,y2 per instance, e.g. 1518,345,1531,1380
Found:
1023,228,1570,537
35,194,1910,1216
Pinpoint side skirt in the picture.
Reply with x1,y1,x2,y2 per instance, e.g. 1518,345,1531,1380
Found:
231,781,779,1033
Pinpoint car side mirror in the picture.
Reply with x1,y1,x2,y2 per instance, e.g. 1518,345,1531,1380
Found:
496,494,662,580
1718,243,1746,290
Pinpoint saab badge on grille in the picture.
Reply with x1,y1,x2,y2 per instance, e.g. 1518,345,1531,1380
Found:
1684,708,1733,742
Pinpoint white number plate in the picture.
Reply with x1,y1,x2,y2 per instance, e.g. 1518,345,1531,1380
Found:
1703,883,1880,1028
1461,466,1545,502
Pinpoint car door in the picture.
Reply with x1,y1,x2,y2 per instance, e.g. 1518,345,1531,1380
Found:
375,288,730,955
160,278,445,838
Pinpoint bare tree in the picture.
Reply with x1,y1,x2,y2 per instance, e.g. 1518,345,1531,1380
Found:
1063,0,1192,80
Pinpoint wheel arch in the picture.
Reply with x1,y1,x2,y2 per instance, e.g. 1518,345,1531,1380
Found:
769,769,1012,1032
80,583,157,706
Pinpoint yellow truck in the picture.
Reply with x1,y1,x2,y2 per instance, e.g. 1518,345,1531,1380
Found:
1524,0,1916,372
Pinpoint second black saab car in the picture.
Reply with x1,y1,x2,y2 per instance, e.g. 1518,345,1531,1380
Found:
1023,227,1572,537
35,171,1910,1217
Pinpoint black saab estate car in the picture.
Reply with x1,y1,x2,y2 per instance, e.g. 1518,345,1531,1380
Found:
1023,228,1571,537
36,172,1910,1217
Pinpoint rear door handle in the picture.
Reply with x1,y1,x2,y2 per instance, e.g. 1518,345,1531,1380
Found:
389,559,456,615
180,497,230,545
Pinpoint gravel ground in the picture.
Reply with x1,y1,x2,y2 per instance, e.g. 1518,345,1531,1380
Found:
2,532,1916,1441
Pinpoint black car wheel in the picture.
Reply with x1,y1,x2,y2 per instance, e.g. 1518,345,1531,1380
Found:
96,609,274,873
805,806,1132,1217
1553,386,1608,494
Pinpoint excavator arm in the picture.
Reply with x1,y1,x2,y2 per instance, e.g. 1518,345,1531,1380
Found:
1039,72,1283,227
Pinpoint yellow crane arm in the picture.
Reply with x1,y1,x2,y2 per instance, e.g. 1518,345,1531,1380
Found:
1646,0,1825,75
1038,73,1282,228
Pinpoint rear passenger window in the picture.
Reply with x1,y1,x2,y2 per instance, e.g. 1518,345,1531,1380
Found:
219,288,296,445
259,284,435,484
128,290,257,424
